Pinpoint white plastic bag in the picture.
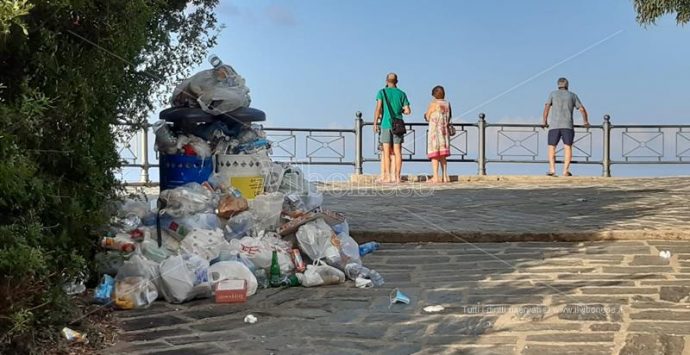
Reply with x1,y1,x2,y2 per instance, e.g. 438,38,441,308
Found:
229,236,294,274
248,192,284,232
159,254,212,303
296,219,340,265
160,183,216,217
297,261,345,287
179,228,228,262
337,232,361,267
113,253,161,309
224,211,253,241
278,166,323,211
208,261,258,296
171,64,251,115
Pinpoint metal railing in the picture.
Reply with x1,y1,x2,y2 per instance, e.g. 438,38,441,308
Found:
116,113,690,185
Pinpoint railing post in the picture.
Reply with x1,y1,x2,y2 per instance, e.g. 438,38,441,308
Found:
478,113,487,175
602,114,611,177
354,111,363,174
139,124,150,184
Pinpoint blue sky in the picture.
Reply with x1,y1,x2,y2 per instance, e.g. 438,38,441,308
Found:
213,0,689,127
122,0,690,181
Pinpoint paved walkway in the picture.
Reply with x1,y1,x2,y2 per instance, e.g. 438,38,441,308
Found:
111,177,690,354
320,176,690,242
111,241,690,354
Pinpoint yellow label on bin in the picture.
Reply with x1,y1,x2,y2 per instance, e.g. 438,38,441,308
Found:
230,176,264,200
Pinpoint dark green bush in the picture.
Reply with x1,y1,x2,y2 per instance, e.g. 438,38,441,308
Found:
0,1,219,352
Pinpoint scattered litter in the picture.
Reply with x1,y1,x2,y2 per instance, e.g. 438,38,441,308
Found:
61,327,88,344
94,275,115,304
355,276,373,288
85,55,383,316
423,305,445,313
244,314,258,324
575,198,588,202
359,242,380,256
215,279,248,303
660,250,672,259
390,288,411,306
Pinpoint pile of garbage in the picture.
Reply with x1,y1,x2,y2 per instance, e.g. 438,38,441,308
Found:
91,57,383,310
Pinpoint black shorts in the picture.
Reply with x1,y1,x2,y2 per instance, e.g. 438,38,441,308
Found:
548,128,575,146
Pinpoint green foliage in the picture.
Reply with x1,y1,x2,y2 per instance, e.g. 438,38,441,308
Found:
634,0,690,25
0,0,219,352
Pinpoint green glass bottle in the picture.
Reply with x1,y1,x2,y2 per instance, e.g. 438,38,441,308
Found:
269,250,282,287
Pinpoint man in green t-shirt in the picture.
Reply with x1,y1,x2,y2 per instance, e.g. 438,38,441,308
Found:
373,73,411,183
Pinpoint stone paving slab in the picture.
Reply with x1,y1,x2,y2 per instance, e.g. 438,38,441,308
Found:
320,177,690,242
111,241,690,355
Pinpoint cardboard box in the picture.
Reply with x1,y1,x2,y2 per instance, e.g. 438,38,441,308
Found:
214,279,247,303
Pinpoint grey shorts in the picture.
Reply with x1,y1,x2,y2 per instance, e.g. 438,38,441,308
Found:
380,128,404,145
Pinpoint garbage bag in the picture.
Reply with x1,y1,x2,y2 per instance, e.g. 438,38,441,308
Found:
224,211,253,241
248,192,284,232
94,251,125,276
217,195,249,219
152,120,178,154
296,219,341,266
171,63,250,115
179,228,228,262
178,213,221,231
113,253,162,309
112,276,158,310
160,183,216,217
118,198,151,219
229,236,294,274
296,261,345,287
278,166,322,211
336,232,361,267
159,254,212,303
208,261,258,296
125,253,169,299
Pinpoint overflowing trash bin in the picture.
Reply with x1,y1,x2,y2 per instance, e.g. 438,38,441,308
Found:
91,55,383,309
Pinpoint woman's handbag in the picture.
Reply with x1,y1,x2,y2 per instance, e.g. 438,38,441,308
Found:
447,119,457,136
381,89,406,136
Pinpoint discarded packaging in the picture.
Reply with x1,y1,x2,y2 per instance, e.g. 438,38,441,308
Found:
355,276,373,288
62,327,88,344
94,275,115,304
390,288,411,305
208,261,258,296
423,305,445,313
660,250,672,259
359,242,380,257
215,279,247,303
244,314,258,324
217,195,248,219
113,276,158,310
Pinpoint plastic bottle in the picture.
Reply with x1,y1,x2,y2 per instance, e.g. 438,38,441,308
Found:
269,250,282,287
359,242,380,256
280,274,300,287
101,237,136,253
344,263,384,287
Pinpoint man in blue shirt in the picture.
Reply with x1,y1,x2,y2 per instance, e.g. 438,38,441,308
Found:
542,77,590,176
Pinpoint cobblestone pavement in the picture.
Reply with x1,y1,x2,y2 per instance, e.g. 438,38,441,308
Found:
111,241,690,355
320,177,690,242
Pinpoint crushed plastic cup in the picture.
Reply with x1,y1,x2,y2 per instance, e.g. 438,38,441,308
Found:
389,288,410,306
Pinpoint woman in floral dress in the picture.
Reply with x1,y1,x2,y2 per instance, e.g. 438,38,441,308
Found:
425,86,452,183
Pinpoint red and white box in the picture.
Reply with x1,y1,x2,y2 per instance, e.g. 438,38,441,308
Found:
214,279,247,304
